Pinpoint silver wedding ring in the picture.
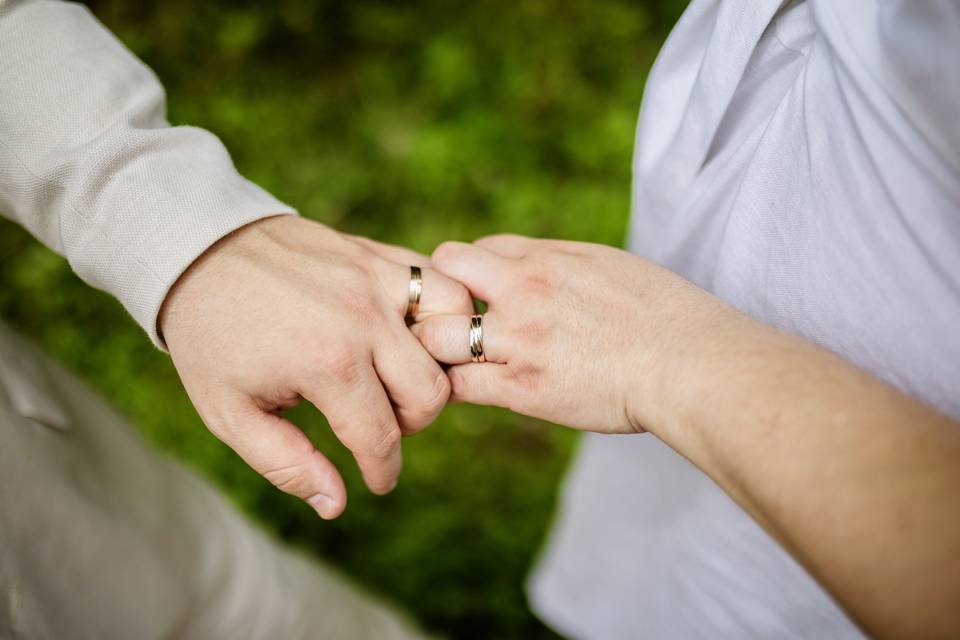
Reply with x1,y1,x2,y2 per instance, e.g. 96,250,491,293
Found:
405,266,422,323
469,314,486,363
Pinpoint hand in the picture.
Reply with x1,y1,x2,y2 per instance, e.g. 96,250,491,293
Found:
159,216,473,519
413,235,728,434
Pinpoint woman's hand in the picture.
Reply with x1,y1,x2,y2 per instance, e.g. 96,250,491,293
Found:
415,234,960,639
412,234,731,434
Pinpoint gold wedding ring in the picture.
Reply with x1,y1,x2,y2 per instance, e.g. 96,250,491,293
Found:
469,314,486,363
405,266,422,323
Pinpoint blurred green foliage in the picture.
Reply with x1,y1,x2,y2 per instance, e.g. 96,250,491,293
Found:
0,1,685,637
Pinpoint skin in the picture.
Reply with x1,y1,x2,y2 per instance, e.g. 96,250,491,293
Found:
159,215,473,519
408,234,960,639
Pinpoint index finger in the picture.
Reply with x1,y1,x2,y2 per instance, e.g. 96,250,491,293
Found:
301,363,403,495
206,398,348,520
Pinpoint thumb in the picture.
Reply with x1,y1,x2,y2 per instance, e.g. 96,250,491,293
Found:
211,402,347,519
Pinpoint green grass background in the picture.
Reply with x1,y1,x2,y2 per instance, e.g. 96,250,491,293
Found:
0,1,685,636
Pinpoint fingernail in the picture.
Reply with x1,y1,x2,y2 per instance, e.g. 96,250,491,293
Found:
307,493,339,520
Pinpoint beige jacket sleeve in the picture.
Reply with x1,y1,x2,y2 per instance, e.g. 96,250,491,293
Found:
0,0,297,347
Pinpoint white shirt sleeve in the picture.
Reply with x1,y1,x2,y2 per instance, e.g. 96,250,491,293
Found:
816,0,960,172
0,0,297,347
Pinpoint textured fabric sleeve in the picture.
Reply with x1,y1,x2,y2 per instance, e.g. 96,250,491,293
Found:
0,0,297,347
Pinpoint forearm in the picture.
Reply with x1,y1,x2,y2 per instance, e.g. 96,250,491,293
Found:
643,308,960,638
421,231,960,634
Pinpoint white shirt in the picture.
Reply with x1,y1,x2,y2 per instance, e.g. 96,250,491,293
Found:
529,1,960,638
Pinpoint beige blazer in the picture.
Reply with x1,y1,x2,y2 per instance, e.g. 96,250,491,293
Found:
0,0,295,347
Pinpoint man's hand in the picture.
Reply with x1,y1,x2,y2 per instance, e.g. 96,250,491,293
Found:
159,216,473,519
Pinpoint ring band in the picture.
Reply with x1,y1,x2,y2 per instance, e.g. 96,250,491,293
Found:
405,266,422,323
469,314,486,363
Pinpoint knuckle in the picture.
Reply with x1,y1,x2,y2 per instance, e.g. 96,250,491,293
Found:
431,241,463,267
447,367,469,397
397,371,448,432
508,361,542,393
317,344,365,386
369,426,402,460
520,270,556,297
513,320,552,345
417,370,451,418
452,285,475,314
262,460,314,498
340,285,379,323
334,357,366,387
418,317,443,353
428,369,452,410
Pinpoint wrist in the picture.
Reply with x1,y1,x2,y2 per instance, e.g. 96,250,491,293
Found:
622,280,749,444
629,293,791,481
159,215,291,345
